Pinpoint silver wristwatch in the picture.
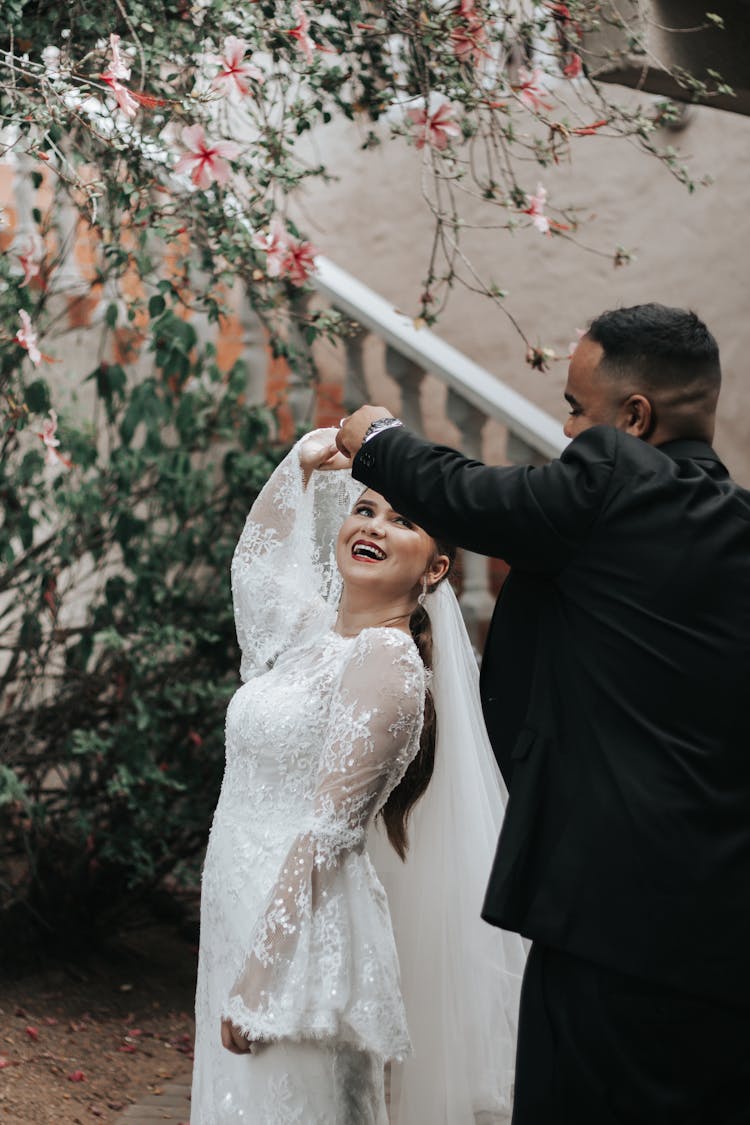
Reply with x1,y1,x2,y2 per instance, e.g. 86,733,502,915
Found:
363,417,403,443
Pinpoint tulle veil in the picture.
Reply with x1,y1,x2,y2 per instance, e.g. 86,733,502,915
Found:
368,580,526,1124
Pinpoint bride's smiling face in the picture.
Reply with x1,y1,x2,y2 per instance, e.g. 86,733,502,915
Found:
336,490,448,600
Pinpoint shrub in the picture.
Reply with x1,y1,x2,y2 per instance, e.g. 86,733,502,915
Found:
0,289,282,951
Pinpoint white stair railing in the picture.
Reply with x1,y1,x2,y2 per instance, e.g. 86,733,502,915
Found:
307,256,569,643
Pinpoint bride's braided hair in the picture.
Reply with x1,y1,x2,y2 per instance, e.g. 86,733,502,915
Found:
379,539,457,860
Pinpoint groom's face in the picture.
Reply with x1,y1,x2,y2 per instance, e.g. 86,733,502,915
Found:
563,335,623,439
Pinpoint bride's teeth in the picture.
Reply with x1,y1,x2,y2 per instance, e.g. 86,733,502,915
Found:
353,542,385,560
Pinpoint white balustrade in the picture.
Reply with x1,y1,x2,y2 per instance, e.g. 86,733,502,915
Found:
342,324,369,416
286,290,317,430
306,256,568,641
446,389,497,645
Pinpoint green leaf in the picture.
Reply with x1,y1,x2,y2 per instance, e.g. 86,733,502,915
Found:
18,448,44,484
19,613,42,650
25,380,51,415
0,765,28,807
149,294,166,318
67,632,93,671
18,512,35,550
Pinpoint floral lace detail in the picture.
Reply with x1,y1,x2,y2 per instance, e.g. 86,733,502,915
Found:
259,1074,305,1125
222,627,423,1061
231,439,362,682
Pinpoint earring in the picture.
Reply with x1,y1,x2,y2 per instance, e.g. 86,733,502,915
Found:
418,577,428,607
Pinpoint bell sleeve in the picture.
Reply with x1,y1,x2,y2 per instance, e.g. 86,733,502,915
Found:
222,629,425,1059
231,431,361,681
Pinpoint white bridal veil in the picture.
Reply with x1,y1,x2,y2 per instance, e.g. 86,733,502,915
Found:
369,580,526,1124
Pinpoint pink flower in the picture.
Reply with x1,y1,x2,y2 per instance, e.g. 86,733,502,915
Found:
287,4,317,64
523,183,550,233
515,66,553,114
17,233,45,288
36,409,72,469
283,239,317,287
562,53,583,79
104,78,139,117
253,217,318,286
450,0,488,65
545,2,572,19
212,36,264,97
100,33,138,118
175,125,241,189
38,410,60,454
99,33,163,116
106,33,131,82
252,216,291,278
407,101,461,151
16,309,42,366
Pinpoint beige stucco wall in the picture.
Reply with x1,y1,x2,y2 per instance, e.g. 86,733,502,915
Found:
294,90,750,484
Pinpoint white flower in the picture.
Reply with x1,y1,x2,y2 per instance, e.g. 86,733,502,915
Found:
41,46,61,77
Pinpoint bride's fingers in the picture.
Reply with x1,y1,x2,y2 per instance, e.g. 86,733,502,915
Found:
220,1018,251,1054
317,444,352,471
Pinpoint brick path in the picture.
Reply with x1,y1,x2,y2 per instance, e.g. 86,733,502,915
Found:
115,1077,191,1123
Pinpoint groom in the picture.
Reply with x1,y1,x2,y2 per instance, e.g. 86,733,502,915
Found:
337,304,750,1124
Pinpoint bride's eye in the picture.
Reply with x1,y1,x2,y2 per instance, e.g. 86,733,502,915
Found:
394,515,414,528
354,504,374,517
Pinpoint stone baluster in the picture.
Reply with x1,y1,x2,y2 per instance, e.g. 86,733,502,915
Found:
239,301,269,408
506,430,547,467
342,324,369,414
49,184,92,329
9,147,37,251
384,346,425,434
285,290,317,430
446,389,495,649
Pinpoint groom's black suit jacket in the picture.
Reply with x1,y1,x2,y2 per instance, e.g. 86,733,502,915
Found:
353,424,750,1004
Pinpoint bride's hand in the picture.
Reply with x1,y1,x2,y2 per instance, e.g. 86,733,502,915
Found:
299,428,353,482
220,1016,266,1056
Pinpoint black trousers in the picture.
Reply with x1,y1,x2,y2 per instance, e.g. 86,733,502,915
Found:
512,944,750,1125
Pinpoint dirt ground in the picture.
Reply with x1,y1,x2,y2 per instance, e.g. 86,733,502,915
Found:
0,917,197,1124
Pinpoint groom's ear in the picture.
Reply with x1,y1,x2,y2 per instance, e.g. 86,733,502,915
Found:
620,393,653,439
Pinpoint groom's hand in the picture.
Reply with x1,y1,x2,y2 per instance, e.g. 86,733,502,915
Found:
337,406,393,459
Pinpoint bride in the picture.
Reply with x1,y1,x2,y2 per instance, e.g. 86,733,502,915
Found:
191,428,525,1124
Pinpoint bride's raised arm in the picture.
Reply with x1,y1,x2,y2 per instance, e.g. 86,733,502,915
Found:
222,628,424,1059
231,429,357,681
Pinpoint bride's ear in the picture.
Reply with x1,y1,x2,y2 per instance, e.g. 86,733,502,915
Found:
426,553,451,590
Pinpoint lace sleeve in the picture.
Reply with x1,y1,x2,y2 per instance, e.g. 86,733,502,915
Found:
222,629,425,1047
231,431,361,681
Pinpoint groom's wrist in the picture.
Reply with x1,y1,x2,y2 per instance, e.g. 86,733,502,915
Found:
362,417,403,444
354,417,404,478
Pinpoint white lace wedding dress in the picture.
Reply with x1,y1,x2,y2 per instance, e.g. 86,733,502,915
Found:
191,440,425,1123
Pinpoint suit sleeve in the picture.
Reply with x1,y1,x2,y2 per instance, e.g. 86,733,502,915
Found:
352,424,619,572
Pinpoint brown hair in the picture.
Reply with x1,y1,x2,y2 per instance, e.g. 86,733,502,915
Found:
378,538,457,860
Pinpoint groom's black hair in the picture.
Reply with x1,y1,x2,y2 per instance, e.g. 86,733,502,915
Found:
587,304,721,390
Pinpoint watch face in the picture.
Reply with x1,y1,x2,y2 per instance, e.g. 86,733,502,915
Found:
363,417,402,444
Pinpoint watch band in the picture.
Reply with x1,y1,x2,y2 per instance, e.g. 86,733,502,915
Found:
362,417,403,444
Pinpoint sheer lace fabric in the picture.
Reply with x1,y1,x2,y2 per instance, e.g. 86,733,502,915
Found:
191,439,424,1123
